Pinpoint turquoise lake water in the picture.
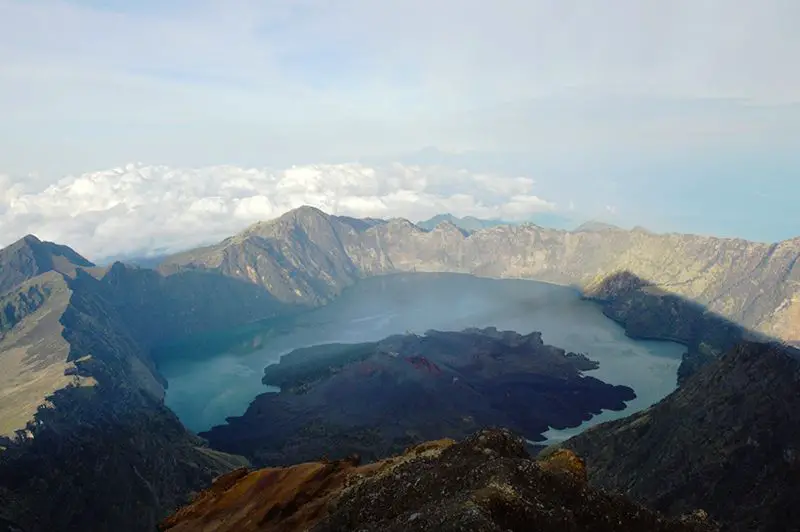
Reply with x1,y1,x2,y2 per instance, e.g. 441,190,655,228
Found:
159,273,685,442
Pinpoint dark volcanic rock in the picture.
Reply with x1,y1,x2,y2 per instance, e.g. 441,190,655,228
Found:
0,392,247,532
562,341,800,532
0,516,24,532
202,328,635,466
162,428,718,532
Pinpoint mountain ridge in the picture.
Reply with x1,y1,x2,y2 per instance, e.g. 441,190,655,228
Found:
160,206,800,363
0,235,94,296
416,213,513,232
1,209,798,530
161,428,718,532
0,244,284,530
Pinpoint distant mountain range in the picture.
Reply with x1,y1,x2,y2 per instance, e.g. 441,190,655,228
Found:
0,206,799,531
416,212,577,232
417,213,509,232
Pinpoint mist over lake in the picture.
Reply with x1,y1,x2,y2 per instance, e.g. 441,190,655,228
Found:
158,273,685,440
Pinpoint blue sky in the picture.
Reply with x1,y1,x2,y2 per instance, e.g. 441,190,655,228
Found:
0,0,799,246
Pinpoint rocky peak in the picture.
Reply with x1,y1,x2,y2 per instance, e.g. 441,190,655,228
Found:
239,206,331,239
277,205,331,227
161,428,717,532
0,235,94,295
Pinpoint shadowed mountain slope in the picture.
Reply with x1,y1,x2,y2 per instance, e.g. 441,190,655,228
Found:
0,260,267,531
562,339,800,532
0,239,294,531
582,270,761,383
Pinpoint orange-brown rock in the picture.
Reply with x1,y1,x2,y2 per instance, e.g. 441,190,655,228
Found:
159,439,454,532
537,448,588,483
162,429,717,532
159,460,359,532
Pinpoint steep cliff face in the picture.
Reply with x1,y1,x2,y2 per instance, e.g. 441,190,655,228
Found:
161,207,365,306
1,258,294,433
160,208,800,350
0,274,85,438
562,341,800,532
161,428,718,532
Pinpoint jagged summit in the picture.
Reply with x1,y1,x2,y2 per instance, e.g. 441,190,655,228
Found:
431,219,469,237
239,205,332,237
276,204,329,222
0,235,94,295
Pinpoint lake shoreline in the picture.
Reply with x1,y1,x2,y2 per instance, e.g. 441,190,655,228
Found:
161,273,685,447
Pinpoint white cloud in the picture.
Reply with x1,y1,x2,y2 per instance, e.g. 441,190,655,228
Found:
0,162,555,260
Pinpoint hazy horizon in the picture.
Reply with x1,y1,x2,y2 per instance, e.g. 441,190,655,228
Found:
1,1,798,257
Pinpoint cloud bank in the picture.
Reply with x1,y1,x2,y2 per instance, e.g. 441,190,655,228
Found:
1,1,798,245
0,163,555,260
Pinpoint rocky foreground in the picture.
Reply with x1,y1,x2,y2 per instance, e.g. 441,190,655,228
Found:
201,327,634,466
562,340,800,531
161,428,717,532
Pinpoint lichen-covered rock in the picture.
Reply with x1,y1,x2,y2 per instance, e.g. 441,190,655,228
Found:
538,448,588,483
